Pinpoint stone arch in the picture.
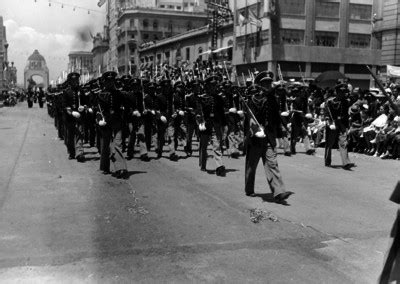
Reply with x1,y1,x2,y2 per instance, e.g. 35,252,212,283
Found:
24,50,49,89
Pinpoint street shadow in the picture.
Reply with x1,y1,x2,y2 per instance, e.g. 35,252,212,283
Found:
83,156,100,162
84,151,99,155
125,171,147,178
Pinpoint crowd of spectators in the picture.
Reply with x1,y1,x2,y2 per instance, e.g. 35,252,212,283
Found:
307,82,400,160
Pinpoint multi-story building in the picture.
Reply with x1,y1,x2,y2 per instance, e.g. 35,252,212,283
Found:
68,51,94,81
233,0,381,89
102,0,207,75
0,16,9,91
139,22,233,71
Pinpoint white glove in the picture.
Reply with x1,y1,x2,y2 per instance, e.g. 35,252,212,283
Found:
151,110,156,115
229,107,237,113
363,104,369,110
237,110,244,118
178,110,185,116
133,110,141,117
255,128,266,138
88,108,93,113
305,113,313,119
72,111,81,118
281,111,289,117
329,124,336,130
160,115,167,123
199,123,206,131
99,119,107,126
143,109,148,115
78,106,84,112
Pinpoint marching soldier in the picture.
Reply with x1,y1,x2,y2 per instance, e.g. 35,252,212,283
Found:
198,75,227,176
184,79,202,156
289,85,316,155
62,72,85,162
154,79,179,161
172,81,187,152
126,78,150,161
324,83,355,169
143,80,157,152
97,71,128,178
244,71,293,203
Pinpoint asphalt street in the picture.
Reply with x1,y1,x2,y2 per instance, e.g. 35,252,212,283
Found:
0,103,398,283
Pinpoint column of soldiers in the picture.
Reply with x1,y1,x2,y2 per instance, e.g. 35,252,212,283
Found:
46,66,364,203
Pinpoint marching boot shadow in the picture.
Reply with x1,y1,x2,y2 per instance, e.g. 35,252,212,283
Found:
125,171,147,178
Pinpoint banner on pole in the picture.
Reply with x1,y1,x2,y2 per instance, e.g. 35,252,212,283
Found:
387,65,400,77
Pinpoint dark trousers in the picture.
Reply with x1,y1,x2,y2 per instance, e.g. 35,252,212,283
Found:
244,141,286,196
324,128,351,166
99,120,127,173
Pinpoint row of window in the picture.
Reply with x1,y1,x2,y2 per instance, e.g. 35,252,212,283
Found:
140,19,193,31
236,29,371,48
140,44,233,64
237,0,372,20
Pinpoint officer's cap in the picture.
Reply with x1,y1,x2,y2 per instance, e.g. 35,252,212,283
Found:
254,71,273,85
174,81,184,89
67,72,80,81
102,71,117,81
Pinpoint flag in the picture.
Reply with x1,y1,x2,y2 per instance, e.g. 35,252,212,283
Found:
248,8,262,28
97,0,106,7
238,12,247,27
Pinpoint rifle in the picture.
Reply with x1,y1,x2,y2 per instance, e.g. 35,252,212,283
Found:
366,65,399,115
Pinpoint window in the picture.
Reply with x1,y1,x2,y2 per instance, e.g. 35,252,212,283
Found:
280,0,305,15
176,6,181,10
184,3,188,7
168,5,174,9
350,4,372,20
236,30,269,48
143,19,148,28
143,33,149,40
130,19,135,29
348,33,370,48
165,51,170,58
187,21,193,31
315,31,338,47
281,29,304,45
160,5,165,8
153,20,158,29
316,0,339,18
186,47,190,60
153,34,159,40
198,47,203,60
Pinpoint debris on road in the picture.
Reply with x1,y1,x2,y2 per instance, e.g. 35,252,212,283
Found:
125,205,149,215
249,208,278,223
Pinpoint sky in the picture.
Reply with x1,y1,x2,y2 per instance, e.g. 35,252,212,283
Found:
1,0,106,84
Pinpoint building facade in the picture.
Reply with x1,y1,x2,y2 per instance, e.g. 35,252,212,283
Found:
0,16,9,91
233,0,381,89
139,22,233,71
68,51,94,82
101,0,207,75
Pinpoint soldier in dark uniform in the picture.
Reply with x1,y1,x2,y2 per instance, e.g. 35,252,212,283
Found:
81,83,96,148
198,75,227,176
38,87,45,108
143,80,157,152
324,83,355,169
54,85,64,140
275,83,292,156
172,81,187,152
125,78,150,161
97,71,128,178
62,72,85,162
184,79,202,156
223,80,241,158
289,85,315,155
154,79,179,161
244,71,293,203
